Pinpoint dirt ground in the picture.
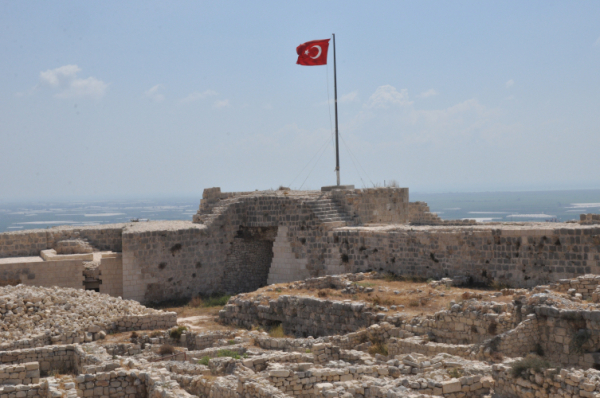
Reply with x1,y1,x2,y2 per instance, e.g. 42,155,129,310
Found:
243,278,513,317
102,279,514,344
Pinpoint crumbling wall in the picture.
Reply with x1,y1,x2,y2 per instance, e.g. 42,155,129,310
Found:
331,187,409,224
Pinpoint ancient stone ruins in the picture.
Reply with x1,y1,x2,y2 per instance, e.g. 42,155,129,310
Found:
0,186,599,397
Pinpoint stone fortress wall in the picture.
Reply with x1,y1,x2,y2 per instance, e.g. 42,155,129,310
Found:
0,187,598,303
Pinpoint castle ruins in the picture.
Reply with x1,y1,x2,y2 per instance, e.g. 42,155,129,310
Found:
1,187,599,304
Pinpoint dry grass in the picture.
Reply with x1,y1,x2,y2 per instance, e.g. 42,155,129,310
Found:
243,279,511,317
268,324,287,338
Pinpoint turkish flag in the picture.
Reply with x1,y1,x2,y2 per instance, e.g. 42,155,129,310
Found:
296,39,330,66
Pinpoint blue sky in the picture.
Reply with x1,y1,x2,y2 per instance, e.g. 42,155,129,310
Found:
1,1,599,201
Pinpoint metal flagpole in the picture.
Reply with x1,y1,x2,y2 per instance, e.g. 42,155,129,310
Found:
333,33,340,186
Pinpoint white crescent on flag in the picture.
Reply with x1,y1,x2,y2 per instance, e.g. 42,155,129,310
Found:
310,45,322,59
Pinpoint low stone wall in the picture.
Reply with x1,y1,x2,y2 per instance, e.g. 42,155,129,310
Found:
493,362,600,398
0,362,39,386
0,225,124,259
0,382,46,398
388,336,475,359
219,295,402,337
0,257,85,290
112,312,177,333
75,370,147,397
581,214,600,225
549,274,600,300
0,345,77,376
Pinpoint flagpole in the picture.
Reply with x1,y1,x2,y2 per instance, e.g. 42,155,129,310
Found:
333,33,340,186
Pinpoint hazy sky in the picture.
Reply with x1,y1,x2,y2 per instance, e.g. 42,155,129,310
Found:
1,1,599,201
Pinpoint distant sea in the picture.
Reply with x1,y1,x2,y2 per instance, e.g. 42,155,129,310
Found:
0,189,599,233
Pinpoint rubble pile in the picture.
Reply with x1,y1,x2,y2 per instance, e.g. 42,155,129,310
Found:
0,285,176,349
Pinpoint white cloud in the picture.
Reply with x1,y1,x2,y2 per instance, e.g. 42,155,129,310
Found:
418,89,439,98
144,85,165,102
180,90,217,103
505,79,514,88
346,85,515,147
594,37,600,47
365,85,413,108
340,91,359,103
39,65,107,99
214,99,230,108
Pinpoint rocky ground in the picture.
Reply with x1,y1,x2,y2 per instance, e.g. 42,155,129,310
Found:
2,274,600,397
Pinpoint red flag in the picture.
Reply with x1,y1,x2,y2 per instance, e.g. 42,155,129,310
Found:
296,39,330,66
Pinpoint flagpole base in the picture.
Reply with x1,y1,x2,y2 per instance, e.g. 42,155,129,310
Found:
321,185,355,192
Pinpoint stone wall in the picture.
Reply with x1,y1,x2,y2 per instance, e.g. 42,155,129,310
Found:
0,382,45,398
98,255,123,297
0,225,124,259
0,345,78,376
0,362,39,386
219,295,402,337
493,363,600,398
331,188,409,224
323,224,600,288
0,230,47,259
221,227,277,293
407,202,477,226
0,257,84,290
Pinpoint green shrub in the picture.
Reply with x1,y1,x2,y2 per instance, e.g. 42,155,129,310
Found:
510,355,551,378
198,356,210,366
227,340,236,345
203,295,231,307
217,349,242,360
448,368,463,379
169,326,187,341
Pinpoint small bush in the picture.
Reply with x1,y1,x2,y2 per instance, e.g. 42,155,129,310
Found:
510,355,550,378
203,294,231,307
448,368,463,378
368,342,388,356
305,348,311,353
198,356,210,366
169,326,187,341
228,340,236,345
217,349,242,359
317,290,328,298
130,331,138,339
409,300,420,307
150,330,163,338
159,344,176,356
268,324,286,338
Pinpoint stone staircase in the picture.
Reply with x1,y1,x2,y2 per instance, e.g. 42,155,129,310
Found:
305,198,356,227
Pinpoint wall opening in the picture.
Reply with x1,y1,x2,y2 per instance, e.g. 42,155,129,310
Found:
221,226,278,294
